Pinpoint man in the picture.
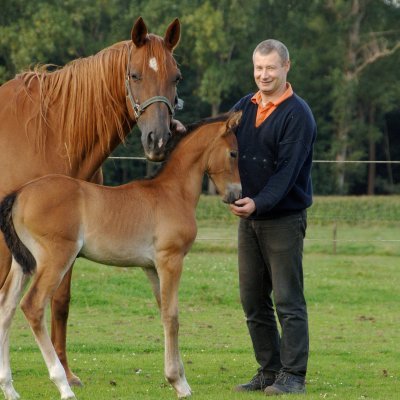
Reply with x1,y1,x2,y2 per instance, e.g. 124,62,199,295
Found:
230,39,316,396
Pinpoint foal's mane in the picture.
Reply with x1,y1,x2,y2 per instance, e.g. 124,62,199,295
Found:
147,113,231,179
15,34,172,160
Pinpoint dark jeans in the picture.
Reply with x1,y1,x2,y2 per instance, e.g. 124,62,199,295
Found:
238,210,309,377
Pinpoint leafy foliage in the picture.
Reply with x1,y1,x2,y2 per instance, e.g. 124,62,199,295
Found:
1,0,399,194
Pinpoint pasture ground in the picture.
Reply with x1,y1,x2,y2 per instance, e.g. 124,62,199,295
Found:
6,196,400,400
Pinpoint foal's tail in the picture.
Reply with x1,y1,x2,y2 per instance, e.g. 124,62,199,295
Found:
0,192,36,274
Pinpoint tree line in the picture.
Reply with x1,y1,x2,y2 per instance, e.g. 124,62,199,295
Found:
1,0,399,195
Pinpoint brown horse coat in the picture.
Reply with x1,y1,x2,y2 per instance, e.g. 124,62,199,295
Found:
0,17,181,386
0,112,242,399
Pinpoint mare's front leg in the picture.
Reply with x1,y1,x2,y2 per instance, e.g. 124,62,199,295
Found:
0,261,28,400
51,267,82,387
0,238,12,289
157,253,191,398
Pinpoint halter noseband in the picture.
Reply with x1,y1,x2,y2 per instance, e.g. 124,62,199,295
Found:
125,45,183,120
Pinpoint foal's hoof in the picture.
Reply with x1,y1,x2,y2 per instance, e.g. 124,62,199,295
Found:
2,387,20,400
177,393,192,398
67,374,83,387
176,381,192,398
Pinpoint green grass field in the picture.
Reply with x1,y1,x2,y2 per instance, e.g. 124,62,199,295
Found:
6,196,400,399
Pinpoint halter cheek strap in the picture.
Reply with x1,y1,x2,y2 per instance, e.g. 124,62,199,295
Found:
125,45,180,121
125,76,175,120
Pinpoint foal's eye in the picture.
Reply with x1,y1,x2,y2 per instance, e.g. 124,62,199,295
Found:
174,74,182,84
230,150,238,159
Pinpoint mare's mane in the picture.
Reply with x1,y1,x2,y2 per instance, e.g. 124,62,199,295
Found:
14,34,173,159
146,113,232,179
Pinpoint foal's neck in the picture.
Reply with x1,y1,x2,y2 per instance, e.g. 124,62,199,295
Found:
152,131,211,205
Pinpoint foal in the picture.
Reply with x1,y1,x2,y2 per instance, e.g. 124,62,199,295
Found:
0,112,242,399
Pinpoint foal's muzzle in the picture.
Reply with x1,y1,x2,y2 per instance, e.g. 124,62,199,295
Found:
223,183,242,204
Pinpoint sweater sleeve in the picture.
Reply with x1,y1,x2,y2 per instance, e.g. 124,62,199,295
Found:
252,110,316,215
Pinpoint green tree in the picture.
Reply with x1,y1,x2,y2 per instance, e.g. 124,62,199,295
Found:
180,0,263,116
323,0,400,193
2,0,399,191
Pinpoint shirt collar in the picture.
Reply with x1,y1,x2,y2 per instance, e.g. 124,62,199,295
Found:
251,83,293,107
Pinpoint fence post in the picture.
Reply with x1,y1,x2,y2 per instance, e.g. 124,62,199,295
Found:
333,220,337,255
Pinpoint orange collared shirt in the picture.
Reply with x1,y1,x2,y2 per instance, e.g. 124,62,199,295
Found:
251,83,294,127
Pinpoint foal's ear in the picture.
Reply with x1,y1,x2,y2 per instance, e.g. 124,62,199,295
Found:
225,111,242,132
131,17,148,48
164,18,181,51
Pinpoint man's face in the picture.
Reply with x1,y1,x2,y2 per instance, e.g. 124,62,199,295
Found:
253,50,290,99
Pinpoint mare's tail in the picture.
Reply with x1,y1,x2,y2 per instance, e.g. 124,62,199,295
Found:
0,192,36,274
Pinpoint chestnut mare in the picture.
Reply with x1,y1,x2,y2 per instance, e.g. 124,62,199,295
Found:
0,112,242,399
0,17,181,386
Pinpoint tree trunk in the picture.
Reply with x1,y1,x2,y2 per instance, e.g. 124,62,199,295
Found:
367,105,376,195
334,0,364,194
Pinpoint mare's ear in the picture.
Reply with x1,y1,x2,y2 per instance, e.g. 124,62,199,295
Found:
131,17,148,48
164,18,180,51
225,111,242,132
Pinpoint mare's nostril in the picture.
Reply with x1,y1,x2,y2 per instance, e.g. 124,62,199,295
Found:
147,132,155,150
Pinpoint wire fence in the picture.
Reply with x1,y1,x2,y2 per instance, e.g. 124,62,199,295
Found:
109,157,400,164
105,157,400,253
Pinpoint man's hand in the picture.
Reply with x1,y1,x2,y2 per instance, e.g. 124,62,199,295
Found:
171,119,186,135
229,197,256,218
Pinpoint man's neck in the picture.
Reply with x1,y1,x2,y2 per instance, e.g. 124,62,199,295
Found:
260,84,287,105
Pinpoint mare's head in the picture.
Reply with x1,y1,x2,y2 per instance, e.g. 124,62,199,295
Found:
127,17,181,161
206,111,242,204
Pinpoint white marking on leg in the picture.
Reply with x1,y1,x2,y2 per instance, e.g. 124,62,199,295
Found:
0,262,26,400
30,323,75,399
149,57,158,72
48,360,76,400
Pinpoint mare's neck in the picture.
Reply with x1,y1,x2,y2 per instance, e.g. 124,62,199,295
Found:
74,120,132,181
52,41,131,180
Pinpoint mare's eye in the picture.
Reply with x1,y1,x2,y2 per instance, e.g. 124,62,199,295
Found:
130,73,141,81
230,150,238,159
174,74,182,84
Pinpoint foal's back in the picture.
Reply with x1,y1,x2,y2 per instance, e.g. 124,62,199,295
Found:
12,174,190,269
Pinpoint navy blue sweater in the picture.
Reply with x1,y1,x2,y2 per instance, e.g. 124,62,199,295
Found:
232,93,317,219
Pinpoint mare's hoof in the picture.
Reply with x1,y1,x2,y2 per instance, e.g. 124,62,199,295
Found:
67,374,83,387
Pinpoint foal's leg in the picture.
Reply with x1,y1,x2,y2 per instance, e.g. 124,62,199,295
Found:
20,256,77,400
51,267,82,387
157,253,191,398
0,261,28,400
49,167,102,387
142,267,161,308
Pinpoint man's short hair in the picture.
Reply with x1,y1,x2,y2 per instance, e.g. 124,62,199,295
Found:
253,39,290,64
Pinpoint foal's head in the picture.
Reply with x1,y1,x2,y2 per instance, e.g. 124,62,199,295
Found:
207,112,242,204
127,17,181,161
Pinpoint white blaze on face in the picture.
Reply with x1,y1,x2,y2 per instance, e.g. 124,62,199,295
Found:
149,57,158,72
158,138,163,149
